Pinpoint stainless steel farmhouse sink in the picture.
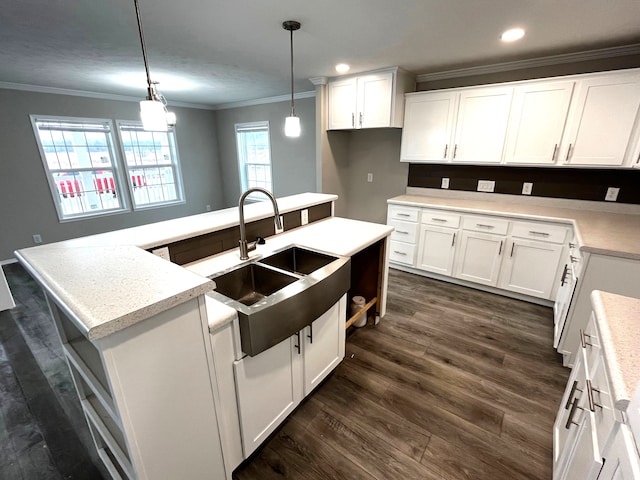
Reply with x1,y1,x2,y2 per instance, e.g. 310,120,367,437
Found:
209,245,350,356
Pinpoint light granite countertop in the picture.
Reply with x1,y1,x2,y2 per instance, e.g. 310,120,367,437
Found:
388,194,640,260
590,290,640,411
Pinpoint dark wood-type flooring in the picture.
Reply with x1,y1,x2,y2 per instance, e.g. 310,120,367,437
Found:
0,264,568,479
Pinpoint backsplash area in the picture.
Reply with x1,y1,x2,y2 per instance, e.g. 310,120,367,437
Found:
407,164,640,205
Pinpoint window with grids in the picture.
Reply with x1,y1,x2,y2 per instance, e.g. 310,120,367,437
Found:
30,116,127,221
235,122,273,196
117,122,184,209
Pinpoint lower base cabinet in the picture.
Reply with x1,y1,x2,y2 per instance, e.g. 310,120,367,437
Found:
417,224,457,275
453,230,505,287
233,296,346,458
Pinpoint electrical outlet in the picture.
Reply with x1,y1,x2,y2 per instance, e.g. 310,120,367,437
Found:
477,180,495,192
605,187,620,202
301,209,309,225
206,204,211,211
367,173,373,183
441,177,450,189
275,215,284,234
522,182,533,195
32,234,42,244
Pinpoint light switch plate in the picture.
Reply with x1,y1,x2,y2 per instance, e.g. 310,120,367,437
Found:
477,180,495,192
300,209,309,225
441,177,450,189
605,187,620,202
367,173,373,183
522,182,533,195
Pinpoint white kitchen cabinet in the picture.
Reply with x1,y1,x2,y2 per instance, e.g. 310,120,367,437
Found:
561,73,640,166
599,424,640,480
233,296,346,458
387,204,420,266
400,91,458,162
328,68,413,130
453,230,505,287
504,81,574,165
417,225,457,276
558,410,604,480
451,86,513,163
0,266,15,311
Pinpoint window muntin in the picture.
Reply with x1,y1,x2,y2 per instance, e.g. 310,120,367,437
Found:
235,122,273,197
117,122,184,209
31,116,127,221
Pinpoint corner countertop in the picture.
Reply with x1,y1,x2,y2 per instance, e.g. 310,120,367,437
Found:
14,193,340,340
388,194,640,260
590,290,640,411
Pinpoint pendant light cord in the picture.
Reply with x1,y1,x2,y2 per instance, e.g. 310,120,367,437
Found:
134,0,154,100
289,27,295,116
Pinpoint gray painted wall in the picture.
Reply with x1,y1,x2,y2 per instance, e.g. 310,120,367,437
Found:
0,89,223,261
214,97,316,206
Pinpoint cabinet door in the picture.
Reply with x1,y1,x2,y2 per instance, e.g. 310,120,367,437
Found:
554,350,587,475
417,224,457,276
598,424,640,480
328,77,357,130
453,86,513,163
357,72,393,128
233,336,302,457
302,297,346,396
400,91,458,162
453,230,505,286
559,411,603,480
562,74,640,166
504,81,574,164
498,239,563,299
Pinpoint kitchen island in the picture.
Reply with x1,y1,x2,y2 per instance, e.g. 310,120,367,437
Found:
14,192,393,480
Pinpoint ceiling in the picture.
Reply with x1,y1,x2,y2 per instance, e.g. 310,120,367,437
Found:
2,0,640,108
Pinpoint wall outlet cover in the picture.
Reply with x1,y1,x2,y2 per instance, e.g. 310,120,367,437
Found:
367,173,373,183
441,177,450,189
522,182,533,195
605,187,620,202
477,180,495,192
300,209,309,225
32,234,42,244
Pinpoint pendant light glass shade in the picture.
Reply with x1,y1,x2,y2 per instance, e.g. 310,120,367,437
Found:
140,99,169,131
284,115,301,137
283,20,301,138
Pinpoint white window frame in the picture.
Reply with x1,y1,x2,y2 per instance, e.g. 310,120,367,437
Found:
235,121,273,200
30,115,130,222
115,121,185,210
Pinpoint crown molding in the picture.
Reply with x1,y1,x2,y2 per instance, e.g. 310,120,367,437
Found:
0,81,217,110
213,90,316,110
416,43,640,83
309,76,328,86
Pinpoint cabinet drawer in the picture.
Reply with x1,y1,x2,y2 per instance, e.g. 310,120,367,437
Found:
583,315,603,372
421,209,461,228
462,215,509,235
388,205,419,222
389,219,419,244
588,357,616,453
511,221,569,244
389,240,415,265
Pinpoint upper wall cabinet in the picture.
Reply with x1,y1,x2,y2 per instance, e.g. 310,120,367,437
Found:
560,73,640,167
401,86,513,163
504,81,575,165
401,68,640,168
327,68,414,130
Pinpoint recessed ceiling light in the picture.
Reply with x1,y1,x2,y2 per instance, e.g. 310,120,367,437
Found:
501,28,525,42
335,63,350,74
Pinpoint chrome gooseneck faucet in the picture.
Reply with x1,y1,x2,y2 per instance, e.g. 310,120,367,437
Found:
238,188,282,260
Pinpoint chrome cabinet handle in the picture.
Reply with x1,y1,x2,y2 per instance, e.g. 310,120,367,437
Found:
565,143,573,162
570,255,579,264
565,380,581,409
476,223,495,229
444,144,448,159
294,331,301,354
307,324,313,344
453,144,458,159
498,240,503,255
565,398,583,429
393,251,407,256
569,242,576,248
432,218,447,222
579,329,593,348
510,242,515,257
586,379,596,412
529,230,550,237
359,112,363,127
452,232,456,247
552,143,558,161
397,213,411,217
351,113,355,128
396,230,409,235
560,264,568,286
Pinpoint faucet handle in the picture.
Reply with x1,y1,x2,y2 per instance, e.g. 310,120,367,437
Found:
256,236,266,245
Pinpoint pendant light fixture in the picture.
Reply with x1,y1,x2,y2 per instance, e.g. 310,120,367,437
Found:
134,0,175,131
283,20,301,138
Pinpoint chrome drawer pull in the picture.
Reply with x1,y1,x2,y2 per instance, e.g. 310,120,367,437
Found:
476,223,495,229
529,230,550,237
443,144,448,159
432,218,447,222
453,144,458,159
393,251,407,256
396,213,411,217
569,242,576,248
586,379,596,412
579,329,593,348
560,264,568,286
565,399,583,429
396,230,409,235
565,380,582,409
570,255,579,264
